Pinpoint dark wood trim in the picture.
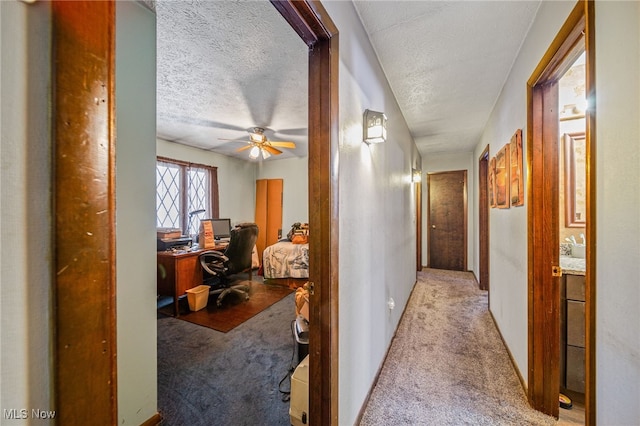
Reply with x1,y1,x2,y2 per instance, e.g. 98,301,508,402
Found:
478,146,490,292
271,1,339,424
140,413,162,426
563,132,586,228
463,170,468,271
53,2,117,424
527,1,589,419
584,2,596,424
415,181,423,272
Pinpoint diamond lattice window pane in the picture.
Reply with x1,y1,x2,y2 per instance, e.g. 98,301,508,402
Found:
187,167,209,235
156,163,181,229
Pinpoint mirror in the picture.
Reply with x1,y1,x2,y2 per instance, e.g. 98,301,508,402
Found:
563,132,586,227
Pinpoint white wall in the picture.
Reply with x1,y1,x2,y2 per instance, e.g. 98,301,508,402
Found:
474,1,640,422
322,2,421,424
157,139,256,224
422,152,475,270
0,1,54,423
116,2,158,424
594,2,640,423
473,0,573,381
256,156,309,231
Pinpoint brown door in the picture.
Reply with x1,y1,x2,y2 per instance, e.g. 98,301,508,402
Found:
427,170,467,271
479,147,490,291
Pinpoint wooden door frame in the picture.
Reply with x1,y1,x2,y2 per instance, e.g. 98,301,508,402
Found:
527,1,595,423
416,180,423,271
53,2,118,424
426,170,468,271
478,146,490,292
54,0,340,424
268,2,340,424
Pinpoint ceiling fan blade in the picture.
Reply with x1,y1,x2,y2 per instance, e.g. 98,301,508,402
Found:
160,114,247,132
268,141,296,149
236,145,253,152
262,145,283,155
218,137,248,142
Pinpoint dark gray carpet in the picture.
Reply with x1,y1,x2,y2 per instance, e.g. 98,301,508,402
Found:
360,268,557,426
158,291,297,426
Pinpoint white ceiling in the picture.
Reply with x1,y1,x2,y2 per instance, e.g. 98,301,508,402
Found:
156,0,542,161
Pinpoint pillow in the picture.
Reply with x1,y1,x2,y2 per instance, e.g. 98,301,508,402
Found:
291,234,308,244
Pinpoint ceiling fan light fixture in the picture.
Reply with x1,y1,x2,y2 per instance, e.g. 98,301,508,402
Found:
261,148,271,159
250,127,267,144
249,145,260,159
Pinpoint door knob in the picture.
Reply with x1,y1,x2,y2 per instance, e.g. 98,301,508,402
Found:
431,225,436,229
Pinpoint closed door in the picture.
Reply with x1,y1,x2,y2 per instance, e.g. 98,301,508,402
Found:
427,170,467,271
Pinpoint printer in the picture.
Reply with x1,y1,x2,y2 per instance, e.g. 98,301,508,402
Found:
157,229,192,251
157,236,192,251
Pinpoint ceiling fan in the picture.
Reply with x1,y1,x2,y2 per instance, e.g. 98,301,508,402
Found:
220,127,297,160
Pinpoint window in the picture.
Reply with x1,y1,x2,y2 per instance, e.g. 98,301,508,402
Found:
156,157,219,236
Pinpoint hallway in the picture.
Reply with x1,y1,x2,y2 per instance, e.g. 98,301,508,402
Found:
359,269,571,425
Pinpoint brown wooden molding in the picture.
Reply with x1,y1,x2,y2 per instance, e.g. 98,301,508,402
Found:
140,413,162,426
584,1,596,424
270,1,340,424
53,1,117,424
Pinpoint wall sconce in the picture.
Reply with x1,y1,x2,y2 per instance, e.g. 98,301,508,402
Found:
363,109,387,144
412,168,422,182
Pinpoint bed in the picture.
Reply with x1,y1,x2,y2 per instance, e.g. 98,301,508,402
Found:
262,240,309,279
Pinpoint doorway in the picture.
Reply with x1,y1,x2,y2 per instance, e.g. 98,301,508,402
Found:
415,177,423,272
52,1,339,424
478,146,490,292
427,170,468,271
527,1,594,424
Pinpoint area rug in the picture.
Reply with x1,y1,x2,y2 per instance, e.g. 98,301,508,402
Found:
158,280,293,333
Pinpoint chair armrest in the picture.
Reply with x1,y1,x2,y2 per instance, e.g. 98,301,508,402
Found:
199,250,229,276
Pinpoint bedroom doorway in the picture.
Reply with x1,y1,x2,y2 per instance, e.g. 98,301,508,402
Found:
52,1,339,424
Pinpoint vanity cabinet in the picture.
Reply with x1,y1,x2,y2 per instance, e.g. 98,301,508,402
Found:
560,273,586,394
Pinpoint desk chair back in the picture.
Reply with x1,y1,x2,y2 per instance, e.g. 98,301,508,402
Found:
224,223,259,275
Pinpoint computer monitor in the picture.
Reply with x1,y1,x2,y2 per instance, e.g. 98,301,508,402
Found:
208,218,232,240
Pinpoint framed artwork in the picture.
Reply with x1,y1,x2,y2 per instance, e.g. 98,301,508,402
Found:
489,157,496,208
495,144,510,208
510,129,524,206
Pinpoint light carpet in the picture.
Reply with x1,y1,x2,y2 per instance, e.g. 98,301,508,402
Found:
360,268,557,426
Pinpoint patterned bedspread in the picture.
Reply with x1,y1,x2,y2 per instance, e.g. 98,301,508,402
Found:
263,240,309,279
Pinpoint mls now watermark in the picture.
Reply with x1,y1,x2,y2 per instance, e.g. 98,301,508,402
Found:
4,409,57,420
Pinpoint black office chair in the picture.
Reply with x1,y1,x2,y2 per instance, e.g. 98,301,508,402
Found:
199,222,258,307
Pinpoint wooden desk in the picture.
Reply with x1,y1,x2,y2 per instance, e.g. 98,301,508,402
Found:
157,244,227,316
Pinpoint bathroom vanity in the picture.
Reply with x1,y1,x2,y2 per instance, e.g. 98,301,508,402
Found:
560,255,586,395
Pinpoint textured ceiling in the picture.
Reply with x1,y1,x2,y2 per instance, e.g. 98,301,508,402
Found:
353,1,541,154
156,1,542,160
156,0,308,160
